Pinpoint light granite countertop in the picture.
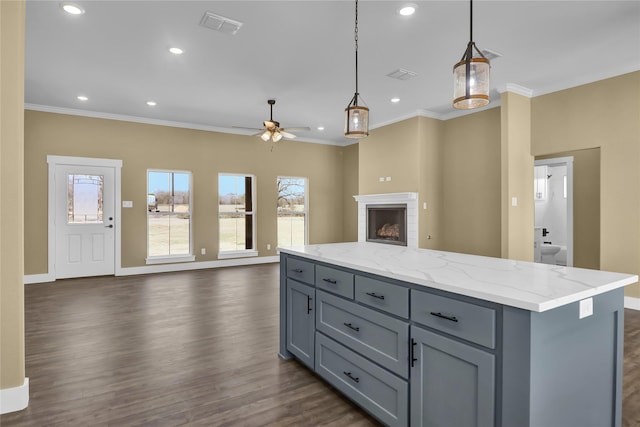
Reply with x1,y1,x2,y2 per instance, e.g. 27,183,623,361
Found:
279,242,638,312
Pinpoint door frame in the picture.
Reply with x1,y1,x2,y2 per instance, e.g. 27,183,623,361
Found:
47,155,123,279
534,156,574,267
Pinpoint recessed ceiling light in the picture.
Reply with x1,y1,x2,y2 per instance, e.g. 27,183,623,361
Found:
317,126,325,131
77,95,88,101
391,97,400,103
146,101,157,106
169,47,183,55
398,4,417,16
61,2,85,15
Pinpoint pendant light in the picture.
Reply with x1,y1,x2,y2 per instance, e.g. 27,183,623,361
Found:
344,0,369,139
453,0,490,109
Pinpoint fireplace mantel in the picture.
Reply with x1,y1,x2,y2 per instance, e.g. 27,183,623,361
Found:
353,192,418,248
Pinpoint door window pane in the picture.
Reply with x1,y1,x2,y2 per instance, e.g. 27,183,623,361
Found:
277,177,307,246
67,174,104,223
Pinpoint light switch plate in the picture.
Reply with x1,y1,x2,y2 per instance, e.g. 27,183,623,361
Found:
579,297,593,319
122,201,133,208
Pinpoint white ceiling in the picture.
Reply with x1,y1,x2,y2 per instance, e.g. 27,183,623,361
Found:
25,1,640,146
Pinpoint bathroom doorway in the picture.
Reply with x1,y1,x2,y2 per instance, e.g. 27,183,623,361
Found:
534,156,573,267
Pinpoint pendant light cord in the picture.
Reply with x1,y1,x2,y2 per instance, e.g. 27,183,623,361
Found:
469,0,473,43
354,0,359,103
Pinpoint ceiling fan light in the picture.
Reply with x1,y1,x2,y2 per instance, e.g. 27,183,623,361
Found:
453,57,490,109
344,104,369,139
272,131,283,142
260,131,271,142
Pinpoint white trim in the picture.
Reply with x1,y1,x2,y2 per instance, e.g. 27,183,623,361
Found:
217,250,259,259
0,378,29,414
146,255,196,265
25,103,341,147
625,296,640,311
118,255,278,276
530,64,640,98
498,83,534,98
47,156,123,279
23,273,55,284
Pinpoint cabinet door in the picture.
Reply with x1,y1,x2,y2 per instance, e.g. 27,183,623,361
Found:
410,326,495,427
286,279,315,369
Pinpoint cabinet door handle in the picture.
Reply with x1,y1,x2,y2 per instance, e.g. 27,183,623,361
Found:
322,278,337,284
366,292,385,300
411,338,418,367
430,311,459,322
343,371,360,383
307,295,313,314
343,322,360,332
292,268,304,274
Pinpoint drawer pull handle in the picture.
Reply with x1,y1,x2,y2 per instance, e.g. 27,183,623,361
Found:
411,338,418,367
430,311,459,322
343,371,360,383
366,292,385,300
292,268,304,274
307,296,313,314
343,322,360,332
322,278,337,284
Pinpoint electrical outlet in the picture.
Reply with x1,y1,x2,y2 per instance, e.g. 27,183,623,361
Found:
267,244,271,250
579,297,593,319
201,248,206,255
379,177,384,182
385,176,391,182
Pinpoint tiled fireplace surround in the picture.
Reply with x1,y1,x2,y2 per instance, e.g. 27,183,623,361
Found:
353,192,419,248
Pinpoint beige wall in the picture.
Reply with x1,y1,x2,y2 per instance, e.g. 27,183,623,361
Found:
417,116,443,249
24,111,352,273
441,108,501,257
501,92,534,262
342,143,359,242
537,149,600,270
531,71,640,298
1,0,26,391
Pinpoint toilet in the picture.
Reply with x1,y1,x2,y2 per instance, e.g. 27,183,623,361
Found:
541,244,561,265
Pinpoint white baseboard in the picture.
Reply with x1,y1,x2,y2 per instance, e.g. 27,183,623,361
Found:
625,296,640,311
23,273,55,284
0,378,29,414
117,256,280,276
24,257,281,284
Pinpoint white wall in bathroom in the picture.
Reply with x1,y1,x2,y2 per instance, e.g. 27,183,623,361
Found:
534,165,567,246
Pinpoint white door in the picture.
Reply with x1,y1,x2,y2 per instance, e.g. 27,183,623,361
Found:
55,164,115,278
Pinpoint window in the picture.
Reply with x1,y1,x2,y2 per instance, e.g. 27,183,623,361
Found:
277,177,307,247
67,174,104,223
147,170,193,264
218,174,257,258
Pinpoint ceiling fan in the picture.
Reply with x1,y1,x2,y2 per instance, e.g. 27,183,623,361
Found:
235,99,310,143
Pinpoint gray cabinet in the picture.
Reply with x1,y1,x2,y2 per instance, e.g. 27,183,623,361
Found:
410,325,495,427
286,279,315,369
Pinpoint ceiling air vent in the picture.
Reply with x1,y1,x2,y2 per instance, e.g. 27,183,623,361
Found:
481,49,503,61
199,11,243,36
386,68,418,81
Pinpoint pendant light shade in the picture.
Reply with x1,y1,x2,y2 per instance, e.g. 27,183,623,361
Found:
344,0,369,139
453,0,490,110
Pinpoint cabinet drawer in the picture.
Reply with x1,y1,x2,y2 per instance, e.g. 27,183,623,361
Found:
316,290,409,378
316,265,354,299
286,257,315,285
315,332,408,427
355,276,409,319
411,290,496,349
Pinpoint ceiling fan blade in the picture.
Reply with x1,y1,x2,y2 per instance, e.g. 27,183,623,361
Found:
281,126,311,132
280,131,297,139
232,126,263,131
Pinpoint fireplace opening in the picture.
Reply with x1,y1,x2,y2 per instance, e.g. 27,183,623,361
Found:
366,204,407,246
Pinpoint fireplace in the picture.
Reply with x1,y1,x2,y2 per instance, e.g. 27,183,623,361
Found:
354,193,419,248
367,204,407,246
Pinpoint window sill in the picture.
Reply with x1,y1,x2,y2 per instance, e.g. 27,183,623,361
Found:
218,250,259,260
146,255,196,265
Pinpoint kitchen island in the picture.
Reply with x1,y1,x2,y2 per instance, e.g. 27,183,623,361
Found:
278,242,637,427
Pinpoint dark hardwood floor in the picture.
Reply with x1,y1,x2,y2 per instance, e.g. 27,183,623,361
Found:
1,264,639,426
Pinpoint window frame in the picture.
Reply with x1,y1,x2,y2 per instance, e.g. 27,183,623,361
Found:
146,169,195,265
276,176,308,249
218,173,258,259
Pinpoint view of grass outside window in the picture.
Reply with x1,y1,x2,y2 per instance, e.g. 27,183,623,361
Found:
219,174,254,252
277,176,307,247
147,171,191,257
